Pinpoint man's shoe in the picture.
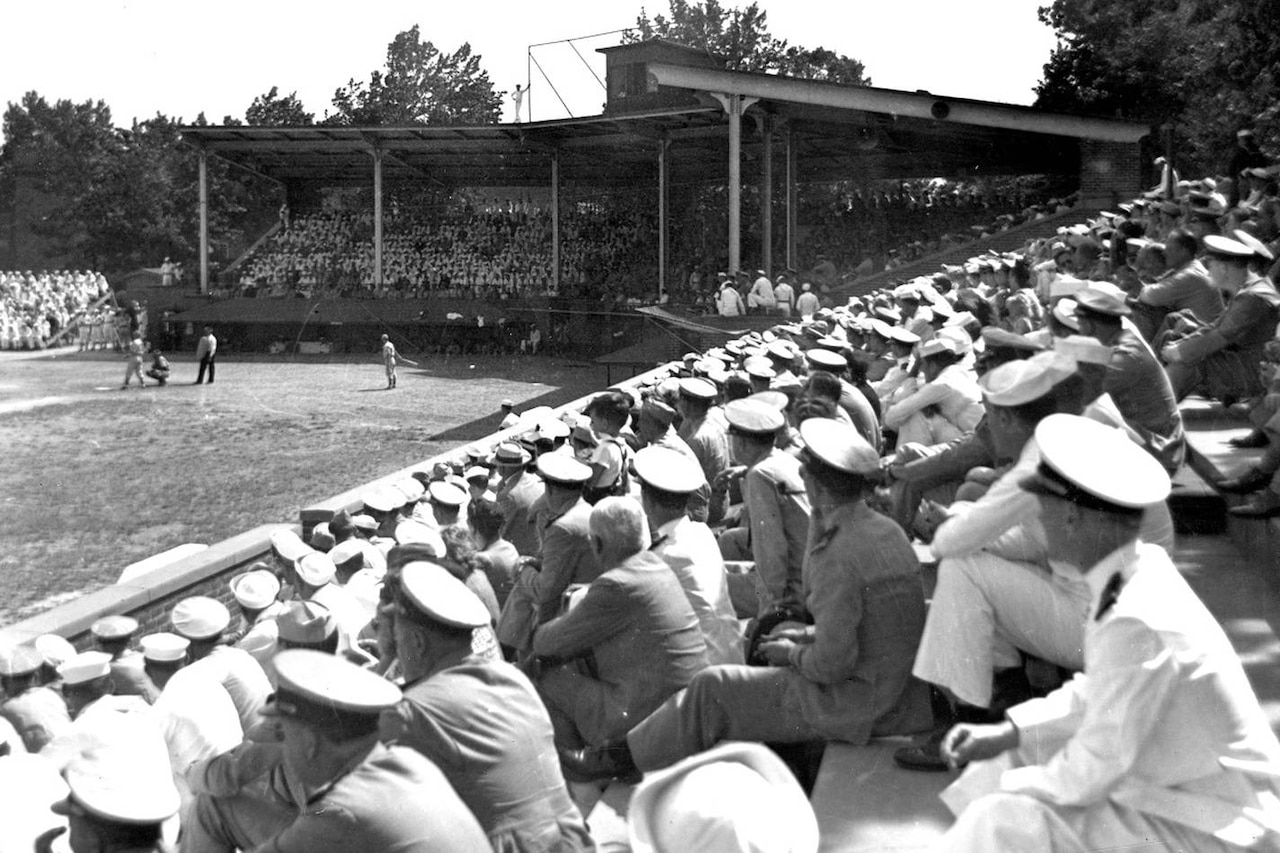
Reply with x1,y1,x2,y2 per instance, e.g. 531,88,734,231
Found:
893,730,951,772
1230,493,1280,519
558,743,641,785
1228,430,1269,449
1217,468,1272,495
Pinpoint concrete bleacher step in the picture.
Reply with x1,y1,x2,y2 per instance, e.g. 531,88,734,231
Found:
1169,456,1226,535
811,739,953,852
1181,397,1280,575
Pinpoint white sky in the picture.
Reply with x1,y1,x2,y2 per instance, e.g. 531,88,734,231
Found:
2,0,1058,131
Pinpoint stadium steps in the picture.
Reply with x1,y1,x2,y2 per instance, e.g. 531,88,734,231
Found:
833,207,1104,301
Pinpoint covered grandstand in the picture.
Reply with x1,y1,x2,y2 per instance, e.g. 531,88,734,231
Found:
181,38,1151,303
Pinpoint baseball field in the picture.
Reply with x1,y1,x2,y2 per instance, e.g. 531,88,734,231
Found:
0,348,605,624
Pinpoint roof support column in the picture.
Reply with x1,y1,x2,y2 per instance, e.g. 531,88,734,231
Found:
198,146,209,295
711,93,758,275
760,116,773,276
785,125,797,272
551,151,560,294
372,148,384,287
658,138,669,301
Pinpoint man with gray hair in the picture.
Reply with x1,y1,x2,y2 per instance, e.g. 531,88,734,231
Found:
531,496,707,764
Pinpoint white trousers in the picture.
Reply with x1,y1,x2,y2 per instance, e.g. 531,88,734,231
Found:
913,553,1090,708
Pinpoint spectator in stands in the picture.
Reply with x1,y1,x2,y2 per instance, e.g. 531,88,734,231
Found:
532,497,707,763
0,645,71,753
937,414,1280,853
382,561,592,850
1133,228,1221,341
713,399,811,621
1161,234,1280,404
563,419,930,782
635,446,742,667
883,332,983,447
496,455,599,657
1073,283,1186,472
716,273,744,316
186,650,489,852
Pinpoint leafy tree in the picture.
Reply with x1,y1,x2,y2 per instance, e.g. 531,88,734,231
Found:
628,0,868,84
327,26,502,125
1033,0,1280,173
246,86,314,126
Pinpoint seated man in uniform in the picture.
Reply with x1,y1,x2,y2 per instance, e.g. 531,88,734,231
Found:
713,398,812,621
380,561,592,851
185,650,489,852
531,497,708,763
1161,233,1280,404
938,414,1280,852
563,420,931,780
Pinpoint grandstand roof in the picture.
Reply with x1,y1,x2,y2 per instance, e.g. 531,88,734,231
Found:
180,67,1151,190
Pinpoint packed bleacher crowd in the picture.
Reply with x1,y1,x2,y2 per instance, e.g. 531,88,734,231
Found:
0,270,112,350
235,199,658,302
796,182,1078,277
9,147,1280,852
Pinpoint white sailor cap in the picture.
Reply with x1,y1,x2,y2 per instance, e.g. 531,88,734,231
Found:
633,446,706,494
171,596,231,641
1075,281,1131,317
361,488,402,514
748,390,790,412
90,615,138,642
57,651,112,686
1021,413,1171,512
56,742,180,825
724,399,785,435
229,570,281,610
1052,298,1082,331
980,351,1077,406
804,348,847,371
798,418,879,475
428,480,467,507
397,561,491,629
33,634,75,669
295,551,337,586
536,453,593,486
1202,235,1256,259
139,632,189,663
1233,229,1275,261
0,644,44,677
262,650,402,722
1054,334,1113,366
271,529,312,562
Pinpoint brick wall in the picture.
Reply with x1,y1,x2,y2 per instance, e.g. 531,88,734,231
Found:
1079,139,1143,209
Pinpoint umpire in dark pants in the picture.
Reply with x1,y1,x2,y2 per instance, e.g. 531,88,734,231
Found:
195,326,217,384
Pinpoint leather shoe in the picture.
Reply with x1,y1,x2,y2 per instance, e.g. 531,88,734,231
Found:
893,731,952,772
1217,468,1272,495
558,743,641,785
1230,494,1280,519
1228,430,1269,449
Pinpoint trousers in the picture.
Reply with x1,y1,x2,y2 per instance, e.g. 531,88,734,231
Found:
197,354,216,384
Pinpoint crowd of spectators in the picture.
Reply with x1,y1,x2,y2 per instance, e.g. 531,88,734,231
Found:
797,183,1079,277
0,270,111,350
10,144,1280,852
235,197,659,302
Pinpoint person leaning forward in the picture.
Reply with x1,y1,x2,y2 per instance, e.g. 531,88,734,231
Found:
379,561,593,851
562,420,931,781
533,497,708,766
938,414,1280,852
185,650,489,853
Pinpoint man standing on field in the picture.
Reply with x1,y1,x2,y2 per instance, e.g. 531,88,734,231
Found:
381,333,417,389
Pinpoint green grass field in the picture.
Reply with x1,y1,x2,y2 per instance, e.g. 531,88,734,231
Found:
0,349,605,624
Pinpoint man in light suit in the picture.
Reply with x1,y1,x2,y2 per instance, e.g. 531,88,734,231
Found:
938,414,1280,852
